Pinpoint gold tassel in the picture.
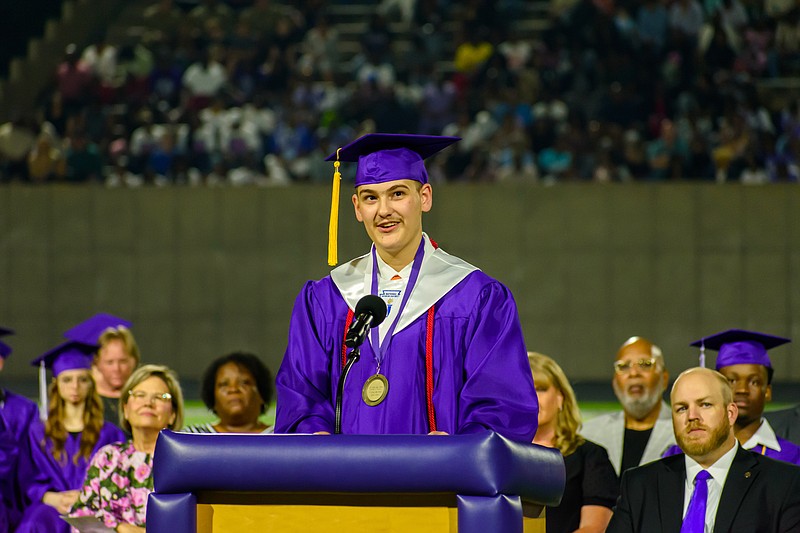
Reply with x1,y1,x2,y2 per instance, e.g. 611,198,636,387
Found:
327,149,342,266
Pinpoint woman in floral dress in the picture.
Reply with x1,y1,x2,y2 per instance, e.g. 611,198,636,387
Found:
69,364,184,533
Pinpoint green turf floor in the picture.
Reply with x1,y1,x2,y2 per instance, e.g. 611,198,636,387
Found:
181,401,625,428
181,400,797,429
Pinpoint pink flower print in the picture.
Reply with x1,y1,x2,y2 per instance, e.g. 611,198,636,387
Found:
117,496,131,511
131,488,150,508
95,451,111,470
133,463,151,484
102,513,119,528
69,507,93,518
111,473,130,489
99,487,113,502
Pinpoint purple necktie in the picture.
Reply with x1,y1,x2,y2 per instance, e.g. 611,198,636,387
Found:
681,470,712,533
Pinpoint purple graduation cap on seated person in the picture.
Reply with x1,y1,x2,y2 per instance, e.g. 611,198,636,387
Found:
31,341,95,376
62,313,132,346
0,326,13,359
30,340,96,420
323,133,461,266
690,329,790,379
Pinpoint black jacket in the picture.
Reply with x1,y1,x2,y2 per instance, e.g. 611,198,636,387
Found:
607,445,800,533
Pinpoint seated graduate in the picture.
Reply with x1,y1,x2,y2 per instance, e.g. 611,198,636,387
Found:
705,330,800,464
663,329,800,465
183,351,273,434
275,133,538,440
529,352,618,533
69,364,184,533
63,313,140,431
16,341,125,532
0,327,40,531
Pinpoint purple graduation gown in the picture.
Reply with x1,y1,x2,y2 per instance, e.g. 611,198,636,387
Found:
768,436,800,465
275,241,538,442
0,390,39,530
15,420,125,533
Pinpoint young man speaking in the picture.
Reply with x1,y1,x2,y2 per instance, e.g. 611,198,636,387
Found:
275,134,538,442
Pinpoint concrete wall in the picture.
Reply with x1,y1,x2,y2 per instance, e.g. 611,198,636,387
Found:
2,184,798,389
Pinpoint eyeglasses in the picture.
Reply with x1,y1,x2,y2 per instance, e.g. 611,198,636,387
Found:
614,358,658,374
128,390,173,404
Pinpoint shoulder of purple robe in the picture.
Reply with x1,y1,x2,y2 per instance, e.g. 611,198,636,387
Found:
662,444,683,458
99,422,126,446
275,277,346,434
774,437,800,465
445,273,538,443
1,391,39,438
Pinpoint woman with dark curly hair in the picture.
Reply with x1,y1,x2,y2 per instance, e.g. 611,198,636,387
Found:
16,342,124,533
184,352,273,434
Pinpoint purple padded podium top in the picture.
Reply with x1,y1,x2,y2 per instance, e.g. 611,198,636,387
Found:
152,430,565,506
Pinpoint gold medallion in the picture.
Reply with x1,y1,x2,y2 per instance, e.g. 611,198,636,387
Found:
362,374,389,406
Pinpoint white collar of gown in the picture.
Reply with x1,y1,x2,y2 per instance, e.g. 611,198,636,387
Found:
330,233,479,336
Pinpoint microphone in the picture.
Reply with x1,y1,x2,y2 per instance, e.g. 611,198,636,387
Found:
335,295,387,434
345,295,387,348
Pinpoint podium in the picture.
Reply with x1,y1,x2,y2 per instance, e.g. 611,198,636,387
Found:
146,430,565,533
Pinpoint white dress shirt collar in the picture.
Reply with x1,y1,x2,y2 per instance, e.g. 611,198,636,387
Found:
741,417,782,453
374,249,413,280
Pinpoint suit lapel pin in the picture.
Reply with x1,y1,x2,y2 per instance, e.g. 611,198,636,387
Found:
744,471,751,478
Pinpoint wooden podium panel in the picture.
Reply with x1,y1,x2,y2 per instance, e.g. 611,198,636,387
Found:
195,493,546,533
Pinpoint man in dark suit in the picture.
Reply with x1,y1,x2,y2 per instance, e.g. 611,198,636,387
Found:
607,367,800,533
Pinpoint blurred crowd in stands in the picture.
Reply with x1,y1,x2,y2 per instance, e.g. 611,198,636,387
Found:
0,0,799,185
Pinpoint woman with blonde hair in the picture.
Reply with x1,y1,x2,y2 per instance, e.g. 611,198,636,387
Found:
69,364,184,533
16,342,125,533
529,352,618,533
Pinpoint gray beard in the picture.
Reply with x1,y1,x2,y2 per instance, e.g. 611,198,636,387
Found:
614,382,663,420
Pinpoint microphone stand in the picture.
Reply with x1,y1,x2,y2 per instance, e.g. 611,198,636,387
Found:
334,346,360,435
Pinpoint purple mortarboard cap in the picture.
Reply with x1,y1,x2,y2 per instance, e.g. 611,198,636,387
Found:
0,326,13,359
63,313,132,346
30,341,95,376
31,340,96,420
689,329,790,370
324,133,460,187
